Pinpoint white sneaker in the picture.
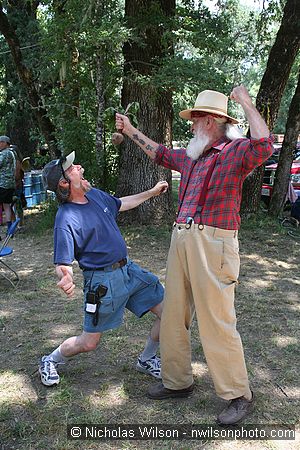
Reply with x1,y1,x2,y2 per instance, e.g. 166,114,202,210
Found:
39,356,60,386
136,355,161,379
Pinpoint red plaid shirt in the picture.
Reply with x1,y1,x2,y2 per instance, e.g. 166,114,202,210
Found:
155,136,274,230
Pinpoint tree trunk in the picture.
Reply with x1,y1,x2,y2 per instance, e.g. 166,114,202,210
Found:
95,53,106,187
0,7,59,158
268,69,300,216
241,0,300,215
93,0,107,188
116,0,175,225
4,1,40,156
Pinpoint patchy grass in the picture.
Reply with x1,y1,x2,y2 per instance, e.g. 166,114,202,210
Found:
0,207,299,450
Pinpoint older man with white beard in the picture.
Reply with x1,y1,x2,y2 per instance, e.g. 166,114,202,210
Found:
115,85,274,425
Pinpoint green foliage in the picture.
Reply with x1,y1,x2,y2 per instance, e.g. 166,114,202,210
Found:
27,197,58,235
240,207,283,233
0,0,294,191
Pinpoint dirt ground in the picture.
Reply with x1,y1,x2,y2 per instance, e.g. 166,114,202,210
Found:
0,208,299,450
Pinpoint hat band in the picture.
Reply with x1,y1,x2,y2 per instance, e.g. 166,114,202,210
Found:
193,105,227,114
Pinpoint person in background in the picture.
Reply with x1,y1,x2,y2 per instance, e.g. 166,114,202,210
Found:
10,144,26,226
116,85,274,426
0,136,16,233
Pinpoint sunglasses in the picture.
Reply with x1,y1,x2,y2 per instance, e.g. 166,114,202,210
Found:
191,112,209,118
59,155,69,182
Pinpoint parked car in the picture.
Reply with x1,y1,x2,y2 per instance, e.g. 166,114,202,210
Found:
261,157,300,205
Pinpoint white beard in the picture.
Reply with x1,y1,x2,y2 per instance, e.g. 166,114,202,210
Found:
186,129,211,160
186,123,243,161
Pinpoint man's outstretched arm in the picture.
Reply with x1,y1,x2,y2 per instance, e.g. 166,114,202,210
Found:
115,113,160,160
119,181,168,211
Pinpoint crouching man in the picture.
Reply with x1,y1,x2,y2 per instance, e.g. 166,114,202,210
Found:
39,151,167,386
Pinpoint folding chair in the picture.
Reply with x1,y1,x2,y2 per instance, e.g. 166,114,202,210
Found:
0,218,21,287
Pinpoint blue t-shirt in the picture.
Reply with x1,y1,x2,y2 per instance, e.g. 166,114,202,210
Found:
54,188,127,269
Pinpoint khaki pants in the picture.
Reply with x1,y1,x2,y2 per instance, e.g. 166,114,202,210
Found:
160,224,251,400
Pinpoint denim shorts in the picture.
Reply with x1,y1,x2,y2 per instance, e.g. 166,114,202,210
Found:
82,259,164,333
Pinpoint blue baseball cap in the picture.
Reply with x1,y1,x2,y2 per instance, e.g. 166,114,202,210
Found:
42,151,75,192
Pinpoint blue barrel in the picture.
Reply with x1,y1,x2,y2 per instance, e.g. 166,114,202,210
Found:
24,172,32,198
40,173,47,203
31,171,44,205
24,170,47,207
26,195,33,207
32,172,41,194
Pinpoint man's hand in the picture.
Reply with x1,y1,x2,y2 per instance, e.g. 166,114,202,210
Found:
56,265,75,298
115,113,134,135
230,85,253,109
119,181,168,211
230,84,269,139
149,181,169,197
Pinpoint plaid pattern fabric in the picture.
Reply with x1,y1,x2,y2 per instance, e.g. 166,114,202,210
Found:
155,136,274,230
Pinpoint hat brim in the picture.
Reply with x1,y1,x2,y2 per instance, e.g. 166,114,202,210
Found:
62,151,75,171
21,157,31,172
179,108,239,124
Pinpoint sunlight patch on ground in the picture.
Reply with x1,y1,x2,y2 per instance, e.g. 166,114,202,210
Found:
0,371,37,404
251,278,271,287
191,361,208,377
19,269,34,275
0,310,14,319
88,383,127,407
273,336,298,348
244,254,296,271
273,260,295,270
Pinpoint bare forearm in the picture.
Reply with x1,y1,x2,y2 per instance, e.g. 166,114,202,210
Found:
127,125,159,160
119,180,168,211
119,190,153,211
115,113,159,160
230,86,270,139
243,103,270,139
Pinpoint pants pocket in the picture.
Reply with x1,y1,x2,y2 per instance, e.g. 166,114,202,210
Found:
128,262,159,286
220,237,240,285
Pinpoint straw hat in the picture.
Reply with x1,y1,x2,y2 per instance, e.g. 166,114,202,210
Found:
179,90,239,124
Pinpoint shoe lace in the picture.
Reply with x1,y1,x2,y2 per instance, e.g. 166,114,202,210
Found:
149,356,161,370
43,358,63,376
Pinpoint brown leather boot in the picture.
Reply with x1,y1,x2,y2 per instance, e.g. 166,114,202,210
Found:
148,382,194,400
217,391,254,425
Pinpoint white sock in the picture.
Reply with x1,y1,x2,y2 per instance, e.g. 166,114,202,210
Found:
140,336,159,362
46,345,68,363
